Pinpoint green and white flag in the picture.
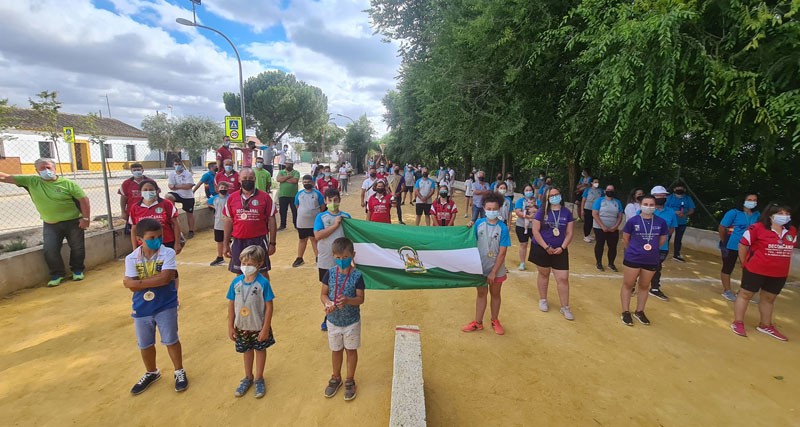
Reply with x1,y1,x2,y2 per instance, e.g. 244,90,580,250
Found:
342,219,485,290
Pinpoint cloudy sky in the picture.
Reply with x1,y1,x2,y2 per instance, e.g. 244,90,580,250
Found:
0,0,401,135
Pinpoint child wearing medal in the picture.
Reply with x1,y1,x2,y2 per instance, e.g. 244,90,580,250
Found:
226,245,275,399
462,192,512,335
321,237,366,401
620,195,669,326
122,218,187,395
530,187,576,320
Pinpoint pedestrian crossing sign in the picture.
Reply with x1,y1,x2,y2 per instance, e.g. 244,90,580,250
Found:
63,127,75,143
225,116,242,142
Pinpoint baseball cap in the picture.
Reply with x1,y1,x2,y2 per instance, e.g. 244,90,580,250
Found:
650,185,669,195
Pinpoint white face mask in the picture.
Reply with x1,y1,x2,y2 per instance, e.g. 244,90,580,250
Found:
592,182,599,188
241,265,259,276
641,206,656,215
772,214,791,226
141,190,157,201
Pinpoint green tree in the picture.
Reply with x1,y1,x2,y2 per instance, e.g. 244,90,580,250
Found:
29,91,66,173
174,116,224,167
223,70,328,143
0,99,17,145
141,113,178,158
343,115,375,173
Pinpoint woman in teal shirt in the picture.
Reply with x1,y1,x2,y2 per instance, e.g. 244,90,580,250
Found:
718,193,759,302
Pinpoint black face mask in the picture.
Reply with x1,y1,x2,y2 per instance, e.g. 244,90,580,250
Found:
605,191,616,198
303,183,313,190
636,195,644,202
478,176,485,181
655,198,666,206
394,169,400,174
422,173,429,178
674,189,685,195
218,190,228,196
240,180,255,191
376,188,386,194
370,173,376,178
496,177,502,181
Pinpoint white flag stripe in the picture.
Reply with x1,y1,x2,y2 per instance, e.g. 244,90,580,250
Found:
353,243,483,275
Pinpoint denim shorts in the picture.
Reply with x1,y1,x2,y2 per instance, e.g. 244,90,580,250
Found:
133,307,179,349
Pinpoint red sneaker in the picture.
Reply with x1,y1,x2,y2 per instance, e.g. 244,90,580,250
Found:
730,321,747,337
461,321,483,332
756,324,788,341
491,319,505,335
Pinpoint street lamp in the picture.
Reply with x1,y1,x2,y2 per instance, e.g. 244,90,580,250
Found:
335,113,355,124
176,17,247,137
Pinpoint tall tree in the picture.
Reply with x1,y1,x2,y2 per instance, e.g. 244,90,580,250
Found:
141,113,178,155
174,116,224,166
223,70,328,143
343,115,375,173
29,91,66,174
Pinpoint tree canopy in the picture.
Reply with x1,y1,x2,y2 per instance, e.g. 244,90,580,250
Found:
141,114,223,164
370,0,800,227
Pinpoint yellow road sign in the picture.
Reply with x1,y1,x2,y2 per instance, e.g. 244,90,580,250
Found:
63,127,75,143
225,116,242,142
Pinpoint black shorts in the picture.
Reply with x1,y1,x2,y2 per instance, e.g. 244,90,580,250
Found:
740,268,786,295
124,222,132,235
528,244,569,270
318,268,328,283
297,227,314,239
416,203,432,216
720,250,739,275
167,192,195,213
404,187,414,193
515,225,531,243
229,237,271,274
234,327,275,353
214,229,224,243
623,260,658,272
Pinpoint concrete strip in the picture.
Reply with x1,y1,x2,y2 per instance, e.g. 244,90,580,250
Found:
390,325,427,427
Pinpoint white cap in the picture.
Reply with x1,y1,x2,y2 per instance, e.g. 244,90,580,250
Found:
650,185,669,195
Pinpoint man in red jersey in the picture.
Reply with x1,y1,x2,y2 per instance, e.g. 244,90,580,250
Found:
223,168,277,277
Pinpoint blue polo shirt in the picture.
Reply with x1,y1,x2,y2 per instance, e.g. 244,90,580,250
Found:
199,170,217,196
665,194,695,225
720,209,760,251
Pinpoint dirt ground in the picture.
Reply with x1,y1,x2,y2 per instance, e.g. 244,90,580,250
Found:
2,178,799,427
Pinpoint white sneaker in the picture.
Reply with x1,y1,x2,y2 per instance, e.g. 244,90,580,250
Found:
538,299,549,312
518,262,526,271
560,306,574,321
583,236,592,243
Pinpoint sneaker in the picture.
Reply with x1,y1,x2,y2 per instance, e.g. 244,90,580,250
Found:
292,257,304,268
538,299,549,312
756,324,788,341
730,321,747,337
72,271,84,281
621,311,633,326
131,371,161,395
324,377,342,398
583,236,592,243
277,226,287,232
464,214,468,218
721,290,736,302
608,264,618,273
560,306,574,321
649,288,669,301
672,255,686,263
234,377,253,397
344,379,357,401
518,262,526,271
461,321,484,332
320,320,327,331
187,230,195,239
47,276,64,287
596,263,604,272
254,379,266,398
633,311,650,325
491,319,505,335
179,233,186,246
174,369,188,392
210,257,225,266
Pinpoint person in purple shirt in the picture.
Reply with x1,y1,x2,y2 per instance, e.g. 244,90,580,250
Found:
530,187,575,321
620,195,669,326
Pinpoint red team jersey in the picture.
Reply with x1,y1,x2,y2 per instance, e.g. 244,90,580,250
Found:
128,198,178,243
368,194,392,223
741,224,798,278
118,177,149,213
431,199,458,226
215,171,241,192
223,189,276,239
316,177,339,194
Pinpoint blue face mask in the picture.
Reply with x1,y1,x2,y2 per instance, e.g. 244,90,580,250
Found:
39,169,56,180
485,210,500,220
174,165,183,172
744,201,757,209
524,191,534,199
144,237,162,250
335,257,352,270
549,195,562,205
224,165,233,172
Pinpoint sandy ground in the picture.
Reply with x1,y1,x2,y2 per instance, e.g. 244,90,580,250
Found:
2,178,799,427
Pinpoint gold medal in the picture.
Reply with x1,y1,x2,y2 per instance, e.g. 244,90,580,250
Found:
643,244,653,251
552,228,560,237
488,251,496,258
143,291,155,301
240,307,250,317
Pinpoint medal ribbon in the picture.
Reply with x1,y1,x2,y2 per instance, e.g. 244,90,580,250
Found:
334,268,352,305
549,209,562,231
640,216,654,245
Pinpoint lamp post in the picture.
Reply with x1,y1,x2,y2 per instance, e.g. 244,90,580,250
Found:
335,113,355,125
176,17,247,137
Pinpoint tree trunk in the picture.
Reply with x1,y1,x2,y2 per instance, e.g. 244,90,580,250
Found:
566,158,577,203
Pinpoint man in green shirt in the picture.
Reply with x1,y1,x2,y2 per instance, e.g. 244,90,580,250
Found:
254,156,272,193
275,159,300,230
0,158,91,287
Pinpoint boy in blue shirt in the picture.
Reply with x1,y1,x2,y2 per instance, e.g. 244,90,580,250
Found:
665,182,695,262
192,162,218,198
227,245,275,398
123,218,187,395
314,188,352,331
321,237,365,401
293,175,325,267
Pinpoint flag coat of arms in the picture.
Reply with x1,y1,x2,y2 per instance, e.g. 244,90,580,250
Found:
342,219,486,290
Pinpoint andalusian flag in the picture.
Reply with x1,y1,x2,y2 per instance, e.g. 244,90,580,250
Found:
342,219,485,290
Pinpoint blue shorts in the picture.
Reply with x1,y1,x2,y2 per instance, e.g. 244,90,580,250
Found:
133,307,179,349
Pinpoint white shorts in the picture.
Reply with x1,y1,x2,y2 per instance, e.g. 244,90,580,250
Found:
326,320,361,351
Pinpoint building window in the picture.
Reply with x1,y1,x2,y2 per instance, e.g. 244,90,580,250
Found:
38,141,53,158
126,145,136,161
104,143,113,159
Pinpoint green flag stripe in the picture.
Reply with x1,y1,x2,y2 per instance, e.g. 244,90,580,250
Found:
342,218,476,250
358,265,486,290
